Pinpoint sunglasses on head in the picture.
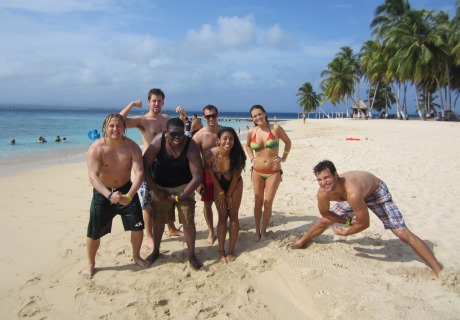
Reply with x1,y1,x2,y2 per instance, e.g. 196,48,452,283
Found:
204,113,217,120
169,131,184,138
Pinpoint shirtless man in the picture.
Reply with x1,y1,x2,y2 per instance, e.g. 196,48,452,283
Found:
190,114,203,137
290,160,442,276
120,88,183,248
192,105,221,244
82,113,149,279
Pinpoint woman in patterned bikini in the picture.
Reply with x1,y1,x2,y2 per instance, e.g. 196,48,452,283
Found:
245,105,291,241
205,127,246,262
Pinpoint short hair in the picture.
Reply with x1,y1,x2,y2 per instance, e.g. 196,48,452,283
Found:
166,117,185,130
203,104,218,115
313,160,337,175
102,113,126,138
249,104,269,126
148,88,165,100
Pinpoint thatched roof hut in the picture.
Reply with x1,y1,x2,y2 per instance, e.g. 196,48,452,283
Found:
351,99,367,119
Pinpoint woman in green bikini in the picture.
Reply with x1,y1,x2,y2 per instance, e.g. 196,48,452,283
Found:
205,127,246,262
245,105,291,241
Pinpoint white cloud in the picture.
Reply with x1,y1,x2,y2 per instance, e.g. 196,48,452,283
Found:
265,24,296,47
185,15,257,52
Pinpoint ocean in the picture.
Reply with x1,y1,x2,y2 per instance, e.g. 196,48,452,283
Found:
0,105,302,169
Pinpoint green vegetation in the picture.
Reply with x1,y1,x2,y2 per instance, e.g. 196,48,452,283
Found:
297,0,460,119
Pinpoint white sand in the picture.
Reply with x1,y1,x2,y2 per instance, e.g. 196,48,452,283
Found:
0,118,459,319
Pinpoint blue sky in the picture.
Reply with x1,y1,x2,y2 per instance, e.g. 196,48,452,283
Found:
0,0,456,113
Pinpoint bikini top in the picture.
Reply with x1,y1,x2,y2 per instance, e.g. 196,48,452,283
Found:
250,126,279,151
211,150,232,178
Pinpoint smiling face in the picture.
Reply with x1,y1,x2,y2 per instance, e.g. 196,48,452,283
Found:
103,114,126,139
250,107,267,126
167,125,185,146
218,131,234,151
315,168,339,193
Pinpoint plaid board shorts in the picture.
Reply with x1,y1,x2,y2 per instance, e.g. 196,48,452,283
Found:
330,181,406,229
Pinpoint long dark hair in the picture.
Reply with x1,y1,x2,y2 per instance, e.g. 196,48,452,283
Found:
217,127,246,172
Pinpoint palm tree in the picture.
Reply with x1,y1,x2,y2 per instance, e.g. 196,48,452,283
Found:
368,83,396,115
296,82,322,114
320,57,357,117
385,9,448,119
370,0,412,119
361,40,388,116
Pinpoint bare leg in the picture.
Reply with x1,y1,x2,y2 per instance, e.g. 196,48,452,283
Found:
81,237,100,279
217,205,229,263
166,221,183,237
131,230,150,267
143,209,153,248
147,224,165,264
227,179,243,261
391,227,442,276
260,172,281,240
252,173,265,241
290,217,335,249
183,225,203,270
204,201,216,244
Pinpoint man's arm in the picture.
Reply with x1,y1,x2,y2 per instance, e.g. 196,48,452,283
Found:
317,192,348,224
179,140,203,200
87,142,111,199
119,100,142,129
332,197,370,236
123,141,144,203
143,135,161,191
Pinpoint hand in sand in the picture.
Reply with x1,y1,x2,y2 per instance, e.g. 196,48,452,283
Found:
289,240,305,249
332,226,347,236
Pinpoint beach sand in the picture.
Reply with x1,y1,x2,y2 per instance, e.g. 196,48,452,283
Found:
1,118,459,319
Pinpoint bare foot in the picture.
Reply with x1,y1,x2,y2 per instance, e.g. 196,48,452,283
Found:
261,231,268,241
254,232,261,242
226,254,236,262
134,257,151,268
218,250,226,264
189,254,203,270
146,250,160,264
166,227,183,237
206,232,216,244
81,265,95,279
145,237,154,249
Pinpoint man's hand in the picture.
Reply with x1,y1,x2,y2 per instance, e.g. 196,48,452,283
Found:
332,226,348,236
132,100,142,108
176,106,186,116
289,239,305,249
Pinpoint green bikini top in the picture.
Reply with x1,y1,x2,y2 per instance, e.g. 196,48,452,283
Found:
250,126,279,151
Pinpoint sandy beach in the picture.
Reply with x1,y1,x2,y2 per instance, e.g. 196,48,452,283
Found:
1,118,459,319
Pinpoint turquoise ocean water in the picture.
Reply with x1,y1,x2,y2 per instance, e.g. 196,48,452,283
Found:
0,105,301,170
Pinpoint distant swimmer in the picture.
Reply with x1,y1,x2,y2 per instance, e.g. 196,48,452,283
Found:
55,135,62,142
10,139,16,145
38,136,47,143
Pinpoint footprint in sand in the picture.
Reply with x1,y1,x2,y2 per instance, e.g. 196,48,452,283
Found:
18,296,45,317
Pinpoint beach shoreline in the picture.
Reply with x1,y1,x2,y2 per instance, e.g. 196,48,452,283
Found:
1,118,459,319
